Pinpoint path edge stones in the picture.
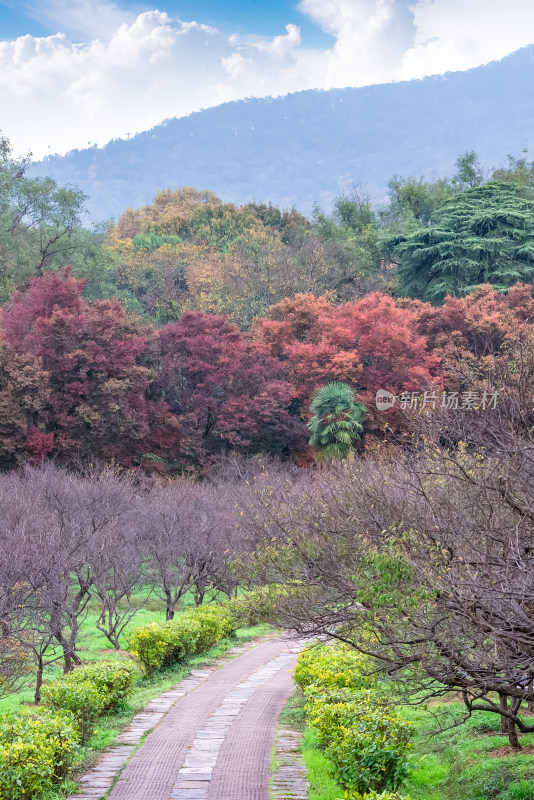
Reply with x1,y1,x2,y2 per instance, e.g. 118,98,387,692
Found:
270,722,309,800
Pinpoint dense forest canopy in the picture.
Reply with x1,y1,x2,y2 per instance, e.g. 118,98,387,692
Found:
2,132,534,473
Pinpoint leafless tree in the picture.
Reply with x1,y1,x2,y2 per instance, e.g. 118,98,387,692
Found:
141,481,242,617
7,465,145,670
0,508,35,697
141,482,206,620
238,420,534,749
0,460,264,701
0,470,59,699
84,475,147,649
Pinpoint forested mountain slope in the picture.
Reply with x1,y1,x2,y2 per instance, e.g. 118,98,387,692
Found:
32,45,534,221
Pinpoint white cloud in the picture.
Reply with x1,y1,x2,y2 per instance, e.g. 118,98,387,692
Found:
295,0,416,86
13,0,137,38
254,23,301,58
222,52,252,80
398,0,534,79
1,0,534,158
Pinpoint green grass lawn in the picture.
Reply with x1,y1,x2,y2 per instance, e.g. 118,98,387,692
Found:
0,586,227,714
403,701,534,800
1,587,271,799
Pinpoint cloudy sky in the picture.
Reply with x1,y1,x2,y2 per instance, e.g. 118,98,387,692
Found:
1,0,534,158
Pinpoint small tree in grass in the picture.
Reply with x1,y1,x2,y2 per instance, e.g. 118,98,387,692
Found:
308,382,366,459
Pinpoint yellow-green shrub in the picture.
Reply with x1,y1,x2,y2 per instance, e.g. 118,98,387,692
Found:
229,584,306,627
42,677,103,744
68,661,138,711
128,620,182,676
294,643,376,692
129,615,202,675
0,708,80,799
229,585,281,626
129,604,237,676
306,688,388,746
307,690,412,794
192,606,237,649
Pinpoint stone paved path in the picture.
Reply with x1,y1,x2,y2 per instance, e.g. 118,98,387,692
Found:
271,728,308,800
68,635,303,800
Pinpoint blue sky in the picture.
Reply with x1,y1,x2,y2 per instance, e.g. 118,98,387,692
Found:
0,1,332,44
153,1,333,45
1,0,534,158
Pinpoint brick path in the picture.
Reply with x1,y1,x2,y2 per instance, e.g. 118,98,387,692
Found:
69,635,302,800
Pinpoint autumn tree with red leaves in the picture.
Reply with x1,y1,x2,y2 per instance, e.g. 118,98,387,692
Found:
1,270,179,467
0,342,51,468
253,292,442,438
4,272,534,470
157,311,308,469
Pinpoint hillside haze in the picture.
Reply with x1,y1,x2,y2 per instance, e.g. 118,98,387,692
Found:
32,45,534,221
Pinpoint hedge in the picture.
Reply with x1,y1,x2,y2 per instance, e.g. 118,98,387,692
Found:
42,660,138,742
65,660,138,711
307,689,413,794
129,604,237,676
294,642,376,692
296,643,413,796
0,708,80,799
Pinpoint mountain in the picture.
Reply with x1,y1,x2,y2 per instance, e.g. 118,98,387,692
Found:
32,45,534,222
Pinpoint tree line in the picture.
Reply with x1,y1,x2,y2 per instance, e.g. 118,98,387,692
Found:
0,462,251,702
1,264,534,471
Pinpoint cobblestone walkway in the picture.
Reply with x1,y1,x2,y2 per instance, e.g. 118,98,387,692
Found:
68,636,303,800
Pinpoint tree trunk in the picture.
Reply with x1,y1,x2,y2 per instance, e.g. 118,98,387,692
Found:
508,720,522,750
102,629,121,650
35,654,44,704
67,619,82,668
55,633,81,673
508,697,522,750
165,590,175,621
194,575,207,607
107,607,121,650
499,693,509,734
62,650,73,673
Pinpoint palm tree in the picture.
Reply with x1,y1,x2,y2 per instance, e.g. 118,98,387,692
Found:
308,382,367,460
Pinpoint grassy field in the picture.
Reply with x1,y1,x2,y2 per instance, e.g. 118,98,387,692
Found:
1,587,271,799
0,586,228,714
404,702,534,800
278,691,534,800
